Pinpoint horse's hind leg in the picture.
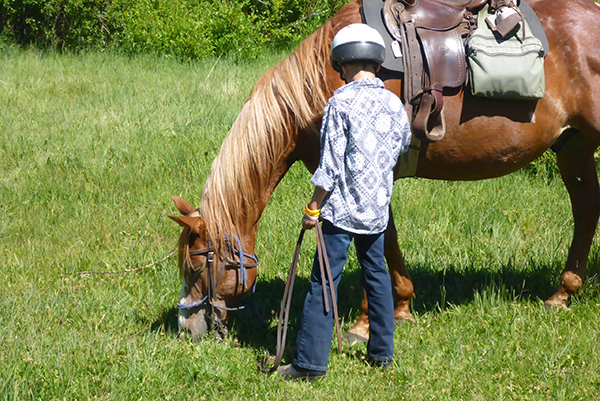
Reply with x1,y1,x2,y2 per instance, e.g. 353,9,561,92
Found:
546,130,600,309
345,207,415,344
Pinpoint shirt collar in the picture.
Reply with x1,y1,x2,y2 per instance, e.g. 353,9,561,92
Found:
334,77,384,96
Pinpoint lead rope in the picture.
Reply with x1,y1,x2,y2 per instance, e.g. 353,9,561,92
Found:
261,224,342,373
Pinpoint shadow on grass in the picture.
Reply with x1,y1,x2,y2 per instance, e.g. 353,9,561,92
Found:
148,247,600,359
150,307,180,335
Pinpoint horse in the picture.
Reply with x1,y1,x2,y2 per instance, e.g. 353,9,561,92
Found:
169,0,600,342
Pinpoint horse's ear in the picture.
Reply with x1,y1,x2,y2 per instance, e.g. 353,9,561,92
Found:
171,196,197,216
168,215,205,234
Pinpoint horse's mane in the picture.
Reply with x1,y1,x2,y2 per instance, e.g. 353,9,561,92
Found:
198,2,360,252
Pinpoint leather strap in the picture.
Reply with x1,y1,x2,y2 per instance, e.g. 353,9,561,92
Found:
316,222,343,354
264,229,304,373
402,19,423,104
262,224,342,373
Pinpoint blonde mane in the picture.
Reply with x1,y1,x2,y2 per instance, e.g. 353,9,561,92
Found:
197,5,359,251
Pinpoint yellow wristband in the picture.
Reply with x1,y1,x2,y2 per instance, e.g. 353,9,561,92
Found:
304,205,320,217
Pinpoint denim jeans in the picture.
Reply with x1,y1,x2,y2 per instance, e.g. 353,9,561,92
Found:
293,220,394,372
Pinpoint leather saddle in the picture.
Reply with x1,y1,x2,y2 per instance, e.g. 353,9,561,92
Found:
381,0,486,142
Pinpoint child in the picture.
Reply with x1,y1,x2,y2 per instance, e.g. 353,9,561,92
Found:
276,23,412,380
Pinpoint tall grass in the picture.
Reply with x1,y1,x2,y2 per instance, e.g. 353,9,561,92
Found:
1,48,599,400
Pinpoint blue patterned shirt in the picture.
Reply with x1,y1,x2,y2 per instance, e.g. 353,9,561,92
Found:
311,78,411,234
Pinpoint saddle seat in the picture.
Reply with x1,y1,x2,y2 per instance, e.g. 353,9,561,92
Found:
398,0,482,30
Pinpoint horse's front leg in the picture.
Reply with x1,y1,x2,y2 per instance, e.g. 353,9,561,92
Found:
345,207,415,344
546,130,600,309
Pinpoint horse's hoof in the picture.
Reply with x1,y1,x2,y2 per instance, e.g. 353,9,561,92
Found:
344,332,368,346
394,312,416,324
544,300,569,312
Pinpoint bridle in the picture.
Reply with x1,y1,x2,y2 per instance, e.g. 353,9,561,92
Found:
177,234,259,338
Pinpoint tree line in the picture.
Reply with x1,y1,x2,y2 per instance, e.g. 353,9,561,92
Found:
0,0,347,59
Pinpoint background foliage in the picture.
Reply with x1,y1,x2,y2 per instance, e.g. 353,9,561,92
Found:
0,0,348,59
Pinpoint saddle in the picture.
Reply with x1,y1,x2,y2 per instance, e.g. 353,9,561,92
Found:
381,0,485,142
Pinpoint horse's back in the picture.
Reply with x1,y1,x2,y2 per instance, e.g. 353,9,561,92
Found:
531,0,600,140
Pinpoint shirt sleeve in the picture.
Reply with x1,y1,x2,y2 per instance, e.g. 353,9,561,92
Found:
310,101,347,192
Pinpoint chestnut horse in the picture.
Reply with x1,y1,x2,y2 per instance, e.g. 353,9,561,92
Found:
170,0,600,341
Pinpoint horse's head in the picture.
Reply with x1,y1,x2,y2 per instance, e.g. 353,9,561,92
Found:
169,196,258,341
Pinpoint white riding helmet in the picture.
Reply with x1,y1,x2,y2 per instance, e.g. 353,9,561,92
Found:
330,23,385,73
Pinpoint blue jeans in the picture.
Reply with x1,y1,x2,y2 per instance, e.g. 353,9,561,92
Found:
293,220,394,372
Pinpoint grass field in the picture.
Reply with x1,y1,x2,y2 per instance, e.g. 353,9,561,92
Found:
1,47,600,400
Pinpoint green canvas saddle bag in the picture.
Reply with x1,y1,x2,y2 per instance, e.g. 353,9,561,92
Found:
466,4,546,100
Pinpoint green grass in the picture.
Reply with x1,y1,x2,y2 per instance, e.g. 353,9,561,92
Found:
1,47,600,400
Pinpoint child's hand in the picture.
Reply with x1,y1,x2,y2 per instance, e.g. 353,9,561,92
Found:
302,214,318,230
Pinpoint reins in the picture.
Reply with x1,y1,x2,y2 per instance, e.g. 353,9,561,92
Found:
262,222,342,373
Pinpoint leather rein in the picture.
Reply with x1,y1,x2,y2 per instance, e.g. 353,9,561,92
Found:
262,223,342,373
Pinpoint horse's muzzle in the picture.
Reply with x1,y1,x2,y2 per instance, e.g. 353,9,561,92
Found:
178,307,209,341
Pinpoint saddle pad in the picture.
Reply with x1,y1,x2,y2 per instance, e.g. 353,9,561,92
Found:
519,0,548,57
361,0,548,75
361,0,405,73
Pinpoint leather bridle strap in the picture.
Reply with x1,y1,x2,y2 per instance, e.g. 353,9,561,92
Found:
264,224,342,373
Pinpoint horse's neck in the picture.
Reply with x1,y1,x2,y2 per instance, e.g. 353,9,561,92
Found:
243,151,297,243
